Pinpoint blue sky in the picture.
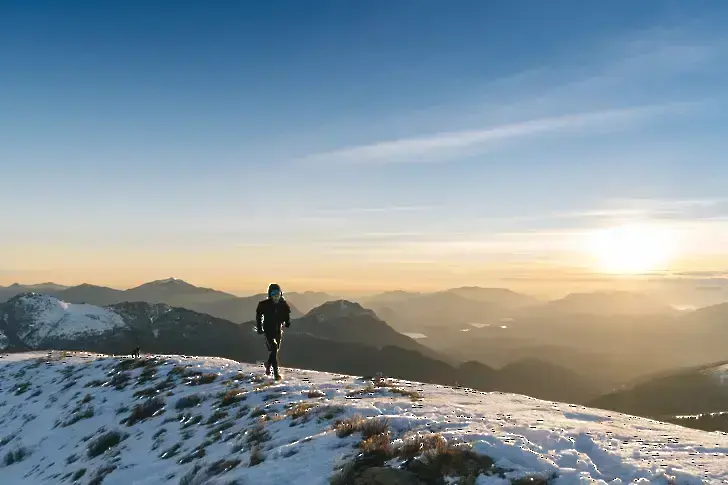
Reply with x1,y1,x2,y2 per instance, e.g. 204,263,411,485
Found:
2,1,728,293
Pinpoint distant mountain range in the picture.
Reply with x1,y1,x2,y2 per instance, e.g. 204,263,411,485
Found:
0,293,602,403
587,360,728,431
0,279,338,323
4,279,728,392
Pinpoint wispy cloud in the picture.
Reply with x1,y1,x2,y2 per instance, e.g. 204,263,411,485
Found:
298,102,698,166
293,22,724,168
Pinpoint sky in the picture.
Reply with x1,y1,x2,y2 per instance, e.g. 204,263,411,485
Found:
2,0,728,295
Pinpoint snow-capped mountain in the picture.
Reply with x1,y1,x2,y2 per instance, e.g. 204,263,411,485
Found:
0,351,726,484
3,294,127,348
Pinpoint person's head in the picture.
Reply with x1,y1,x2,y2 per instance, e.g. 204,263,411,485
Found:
268,283,282,302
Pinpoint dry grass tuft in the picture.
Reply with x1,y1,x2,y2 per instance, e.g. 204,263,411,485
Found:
175,394,204,410
206,409,229,425
330,430,501,485
249,445,265,467
87,430,126,458
207,458,241,476
245,419,271,448
307,389,326,398
389,387,422,401
360,431,392,455
123,397,165,426
334,414,389,439
219,389,247,407
395,432,448,460
287,402,317,421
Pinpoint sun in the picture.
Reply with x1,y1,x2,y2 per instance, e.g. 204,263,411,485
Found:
588,223,676,275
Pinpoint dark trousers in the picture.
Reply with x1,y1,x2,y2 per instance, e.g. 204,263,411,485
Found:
264,332,282,374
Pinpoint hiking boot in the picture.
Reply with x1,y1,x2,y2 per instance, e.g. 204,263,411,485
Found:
264,362,271,376
274,372,282,381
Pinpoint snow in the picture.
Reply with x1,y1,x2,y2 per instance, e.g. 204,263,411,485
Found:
12,295,126,347
1,352,727,485
402,332,428,339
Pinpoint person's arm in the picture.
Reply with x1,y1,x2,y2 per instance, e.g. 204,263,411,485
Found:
283,300,291,327
255,301,264,334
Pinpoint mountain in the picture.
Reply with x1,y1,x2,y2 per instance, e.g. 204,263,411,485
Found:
539,290,676,316
287,300,456,364
494,358,600,404
283,291,339,313
365,291,512,334
445,286,540,307
193,294,305,324
588,361,728,419
0,282,68,302
49,280,310,324
0,293,595,403
123,278,236,306
56,283,126,306
1,352,726,484
679,301,728,335
360,290,423,304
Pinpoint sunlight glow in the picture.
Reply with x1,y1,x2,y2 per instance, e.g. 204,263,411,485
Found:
588,223,677,275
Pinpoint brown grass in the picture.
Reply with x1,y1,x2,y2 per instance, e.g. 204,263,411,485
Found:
407,443,495,483
317,405,345,421
360,431,392,455
389,387,422,401
330,431,501,485
249,445,265,466
245,419,270,448
175,394,204,410
207,458,241,476
184,372,217,386
206,409,229,425
287,402,317,421
345,384,377,398
334,414,389,439
123,397,165,426
219,389,247,407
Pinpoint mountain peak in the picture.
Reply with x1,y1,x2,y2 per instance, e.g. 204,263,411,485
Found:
151,277,186,285
306,299,377,320
133,278,197,289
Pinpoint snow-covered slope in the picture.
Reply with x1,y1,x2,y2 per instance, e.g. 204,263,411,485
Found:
3,294,127,348
1,352,726,484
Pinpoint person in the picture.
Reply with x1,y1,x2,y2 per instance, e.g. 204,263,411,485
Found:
255,283,291,380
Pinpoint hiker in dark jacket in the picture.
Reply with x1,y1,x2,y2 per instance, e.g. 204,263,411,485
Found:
255,283,291,380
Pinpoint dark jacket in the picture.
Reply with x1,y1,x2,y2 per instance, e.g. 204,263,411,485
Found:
256,297,291,336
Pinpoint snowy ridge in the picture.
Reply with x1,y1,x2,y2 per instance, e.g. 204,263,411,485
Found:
0,329,7,350
9,295,126,348
1,352,727,484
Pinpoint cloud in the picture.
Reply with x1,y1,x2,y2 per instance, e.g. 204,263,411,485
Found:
291,21,725,168
298,102,697,166
547,198,728,223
